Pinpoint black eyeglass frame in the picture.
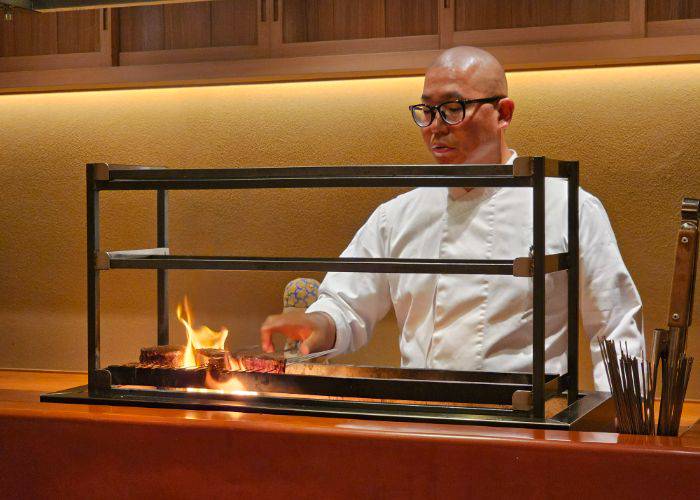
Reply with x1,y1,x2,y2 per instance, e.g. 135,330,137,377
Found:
409,95,506,127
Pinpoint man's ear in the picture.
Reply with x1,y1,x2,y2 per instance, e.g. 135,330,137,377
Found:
497,98,515,129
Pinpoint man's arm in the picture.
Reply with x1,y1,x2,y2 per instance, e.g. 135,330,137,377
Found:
579,196,645,391
260,206,393,354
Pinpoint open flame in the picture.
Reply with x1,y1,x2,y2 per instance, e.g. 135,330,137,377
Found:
176,296,228,367
204,369,259,397
174,296,258,398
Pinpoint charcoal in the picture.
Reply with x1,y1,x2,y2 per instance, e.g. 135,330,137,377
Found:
107,364,206,387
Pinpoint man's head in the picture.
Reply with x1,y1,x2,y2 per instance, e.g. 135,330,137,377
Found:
413,46,514,164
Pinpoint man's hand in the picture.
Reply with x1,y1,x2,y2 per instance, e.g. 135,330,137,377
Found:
260,311,337,355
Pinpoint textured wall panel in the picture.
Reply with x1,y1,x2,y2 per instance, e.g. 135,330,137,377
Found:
0,64,699,396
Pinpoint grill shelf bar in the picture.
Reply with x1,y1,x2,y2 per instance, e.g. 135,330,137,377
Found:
100,253,570,276
97,177,535,190
108,255,516,274
90,157,574,190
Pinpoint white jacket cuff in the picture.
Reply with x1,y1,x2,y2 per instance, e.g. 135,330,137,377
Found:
306,297,352,356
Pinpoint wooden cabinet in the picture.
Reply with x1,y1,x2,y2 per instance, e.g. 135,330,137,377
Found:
0,0,699,92
0,7,110,72
442,0,645,47
271,0,439,57
647,0,700,20
118,0,269,65
646,0,700,36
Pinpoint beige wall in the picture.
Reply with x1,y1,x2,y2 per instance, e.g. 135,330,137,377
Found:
1,62,699,395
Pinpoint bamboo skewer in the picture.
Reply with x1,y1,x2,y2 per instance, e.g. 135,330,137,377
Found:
598,338,655,435
655,328,694,436
602,197,698,436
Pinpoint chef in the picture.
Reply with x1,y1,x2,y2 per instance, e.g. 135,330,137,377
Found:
260,46,644,390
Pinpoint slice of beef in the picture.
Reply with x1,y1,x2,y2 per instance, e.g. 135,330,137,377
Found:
195,348,234,371
235,354,286,374
139,345,185,368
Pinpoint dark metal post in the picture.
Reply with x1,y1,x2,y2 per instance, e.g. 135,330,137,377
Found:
532,157,546,418
567,162,580,404
87,165,100,394
157,189,169,345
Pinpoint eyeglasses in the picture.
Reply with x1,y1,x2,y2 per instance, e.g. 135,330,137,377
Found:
408,96,505,127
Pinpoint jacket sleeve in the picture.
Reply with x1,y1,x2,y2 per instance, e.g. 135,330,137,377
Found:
305,205,393,355
579,196,645,391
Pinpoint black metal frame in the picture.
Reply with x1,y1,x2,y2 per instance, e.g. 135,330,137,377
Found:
408,95,507,127
71,156,581,420
105,364,568,404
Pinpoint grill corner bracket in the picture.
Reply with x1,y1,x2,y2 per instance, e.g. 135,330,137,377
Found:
97,247,170,270
512,390,533,411
513,253,570,277
512,156,534,177
88,163,111,181
92,369,112,392
95,252,110,270
513,257,532,277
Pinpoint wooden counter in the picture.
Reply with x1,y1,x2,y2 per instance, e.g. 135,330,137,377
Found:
1,370,699,499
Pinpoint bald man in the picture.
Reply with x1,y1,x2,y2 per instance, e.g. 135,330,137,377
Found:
261,46,644,390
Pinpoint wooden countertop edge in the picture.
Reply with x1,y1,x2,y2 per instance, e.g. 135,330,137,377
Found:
2,397,699,455
2,370,699,454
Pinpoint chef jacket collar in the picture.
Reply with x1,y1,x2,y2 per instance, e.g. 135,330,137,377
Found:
448,149,518,201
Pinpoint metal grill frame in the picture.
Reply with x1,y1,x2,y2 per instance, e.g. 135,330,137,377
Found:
45,156,583,421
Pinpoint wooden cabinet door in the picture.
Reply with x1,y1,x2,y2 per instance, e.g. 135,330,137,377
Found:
270,0,439,57
646,0,700,36
0,7,110,72
119,0,270,66
441,0,646,48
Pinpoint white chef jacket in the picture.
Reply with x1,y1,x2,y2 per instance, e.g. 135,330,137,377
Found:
306,151,644,391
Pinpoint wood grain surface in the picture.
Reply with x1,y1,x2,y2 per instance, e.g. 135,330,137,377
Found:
454,0,630,32
1,369,699,499
647,0,700,21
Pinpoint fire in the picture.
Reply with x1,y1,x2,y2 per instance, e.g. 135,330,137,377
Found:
204,369,259,397
176,296,228,367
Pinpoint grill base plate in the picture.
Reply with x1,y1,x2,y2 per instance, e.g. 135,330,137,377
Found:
41,384,615,431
